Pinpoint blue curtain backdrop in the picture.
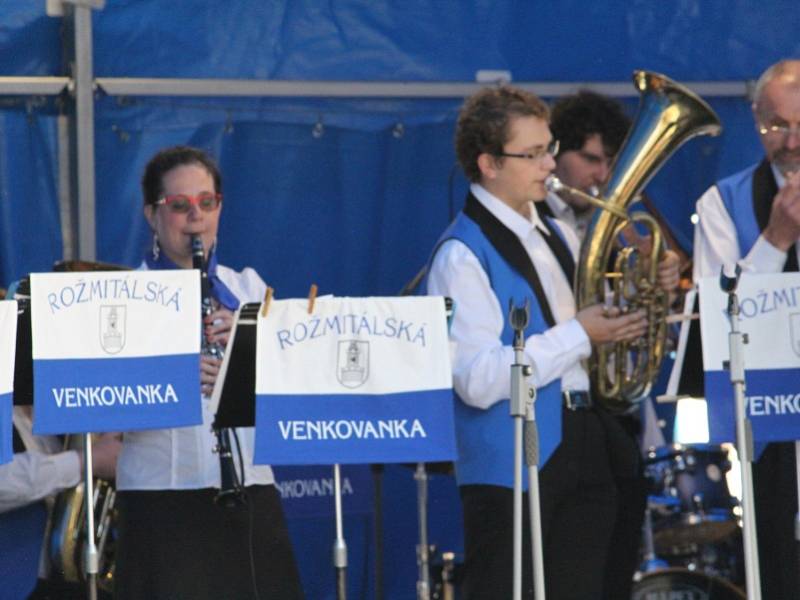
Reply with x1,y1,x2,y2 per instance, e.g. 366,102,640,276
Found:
2,1,800,598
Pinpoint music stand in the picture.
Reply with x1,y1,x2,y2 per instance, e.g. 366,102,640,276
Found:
11,282,102,600
212,302,260,430
213,302,351,599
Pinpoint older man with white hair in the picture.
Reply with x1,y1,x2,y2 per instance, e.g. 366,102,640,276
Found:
693,58,800,599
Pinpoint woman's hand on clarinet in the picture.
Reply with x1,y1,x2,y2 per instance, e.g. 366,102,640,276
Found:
200,355,222,396
204,307,234,348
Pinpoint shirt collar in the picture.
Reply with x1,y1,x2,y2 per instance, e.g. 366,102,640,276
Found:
545,190,572,220
771,162,786,189
470,183,547,239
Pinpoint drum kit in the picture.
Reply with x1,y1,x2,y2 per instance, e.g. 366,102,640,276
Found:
633,441,746,600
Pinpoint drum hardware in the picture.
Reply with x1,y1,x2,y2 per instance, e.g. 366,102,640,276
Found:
428,550,461,600
645,444,738,555
640,499,669,574
632,568,745,600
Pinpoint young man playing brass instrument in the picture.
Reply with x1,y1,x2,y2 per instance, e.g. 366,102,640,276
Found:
425,86,679,599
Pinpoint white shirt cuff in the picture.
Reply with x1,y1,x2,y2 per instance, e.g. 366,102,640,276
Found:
746,235,790,273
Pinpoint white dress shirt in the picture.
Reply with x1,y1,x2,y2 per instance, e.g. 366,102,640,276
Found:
0,408,80,513
427,183,591,411
694,164,794,279
117,263,274,490
545,190,593,241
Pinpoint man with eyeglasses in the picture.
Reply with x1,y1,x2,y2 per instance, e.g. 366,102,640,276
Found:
425,85,680,599
693,59,800,599
544,91,629,241
544,89,691,599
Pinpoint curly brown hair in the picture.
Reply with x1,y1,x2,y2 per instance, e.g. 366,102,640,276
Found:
455,86,550,183
550,90,630,157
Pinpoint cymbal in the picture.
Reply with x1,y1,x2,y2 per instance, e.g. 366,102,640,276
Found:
53,259,130,272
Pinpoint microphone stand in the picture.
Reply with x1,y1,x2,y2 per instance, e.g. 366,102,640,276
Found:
82,433,98,600
333,463,348,600
796,443,800,590
720,265,761,600
509,300,545,600
414,463,431,600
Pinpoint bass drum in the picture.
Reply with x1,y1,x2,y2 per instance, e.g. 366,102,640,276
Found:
632,568,744,600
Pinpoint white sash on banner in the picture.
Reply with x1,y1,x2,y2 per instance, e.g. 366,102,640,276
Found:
0,300,18,465
254,296,456,465
30,271,201,434
700,272,800,444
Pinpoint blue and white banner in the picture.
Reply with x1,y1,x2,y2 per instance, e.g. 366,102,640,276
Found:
0,300,18,465
273,465,374,519
699,272,800,444
254,296,456,465
30,271,201,434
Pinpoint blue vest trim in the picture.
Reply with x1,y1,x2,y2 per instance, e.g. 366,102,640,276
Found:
424,212,563,488
716,163,760,256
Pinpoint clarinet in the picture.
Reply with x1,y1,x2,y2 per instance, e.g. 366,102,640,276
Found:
191,236,245,508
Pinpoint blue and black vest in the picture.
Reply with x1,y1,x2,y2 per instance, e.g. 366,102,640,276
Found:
424,194,572,489
716,159,798,271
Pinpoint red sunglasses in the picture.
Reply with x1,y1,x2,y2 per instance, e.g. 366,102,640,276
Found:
154,192,222,213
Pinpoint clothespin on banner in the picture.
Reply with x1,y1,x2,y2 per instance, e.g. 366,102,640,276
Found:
307,284,318,314
444,297,456,332
260,286,274,318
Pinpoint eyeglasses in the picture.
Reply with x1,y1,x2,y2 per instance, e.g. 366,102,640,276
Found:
758,122,800,138
154,192,222,213
497,139,560,162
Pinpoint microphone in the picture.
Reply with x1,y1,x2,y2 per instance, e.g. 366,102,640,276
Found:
191,236,245,508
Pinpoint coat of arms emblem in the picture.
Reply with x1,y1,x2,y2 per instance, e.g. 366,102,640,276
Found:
100,305,126,354
337,340,369,388
791,313,800,358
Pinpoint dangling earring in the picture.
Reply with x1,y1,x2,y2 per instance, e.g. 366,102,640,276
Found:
152,233,160,261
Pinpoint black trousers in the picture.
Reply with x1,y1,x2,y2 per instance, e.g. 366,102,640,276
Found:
459,408,637,600
114,485,303,600
601,414,648,600
753,441,800,599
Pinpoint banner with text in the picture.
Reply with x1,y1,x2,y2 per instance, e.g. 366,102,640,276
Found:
0,301,18,465
30,271,201,434
255,296,455,465
273,465,374,519
699,272,800,444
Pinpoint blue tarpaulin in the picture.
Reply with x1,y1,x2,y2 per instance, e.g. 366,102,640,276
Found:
1,2,800,598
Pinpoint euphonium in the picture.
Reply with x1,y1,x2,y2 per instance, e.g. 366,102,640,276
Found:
548,71,721,413
49,439,116,592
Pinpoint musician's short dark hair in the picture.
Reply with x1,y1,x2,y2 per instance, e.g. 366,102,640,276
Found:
455,86,550,183
141,145,222,205
550,90,631,157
